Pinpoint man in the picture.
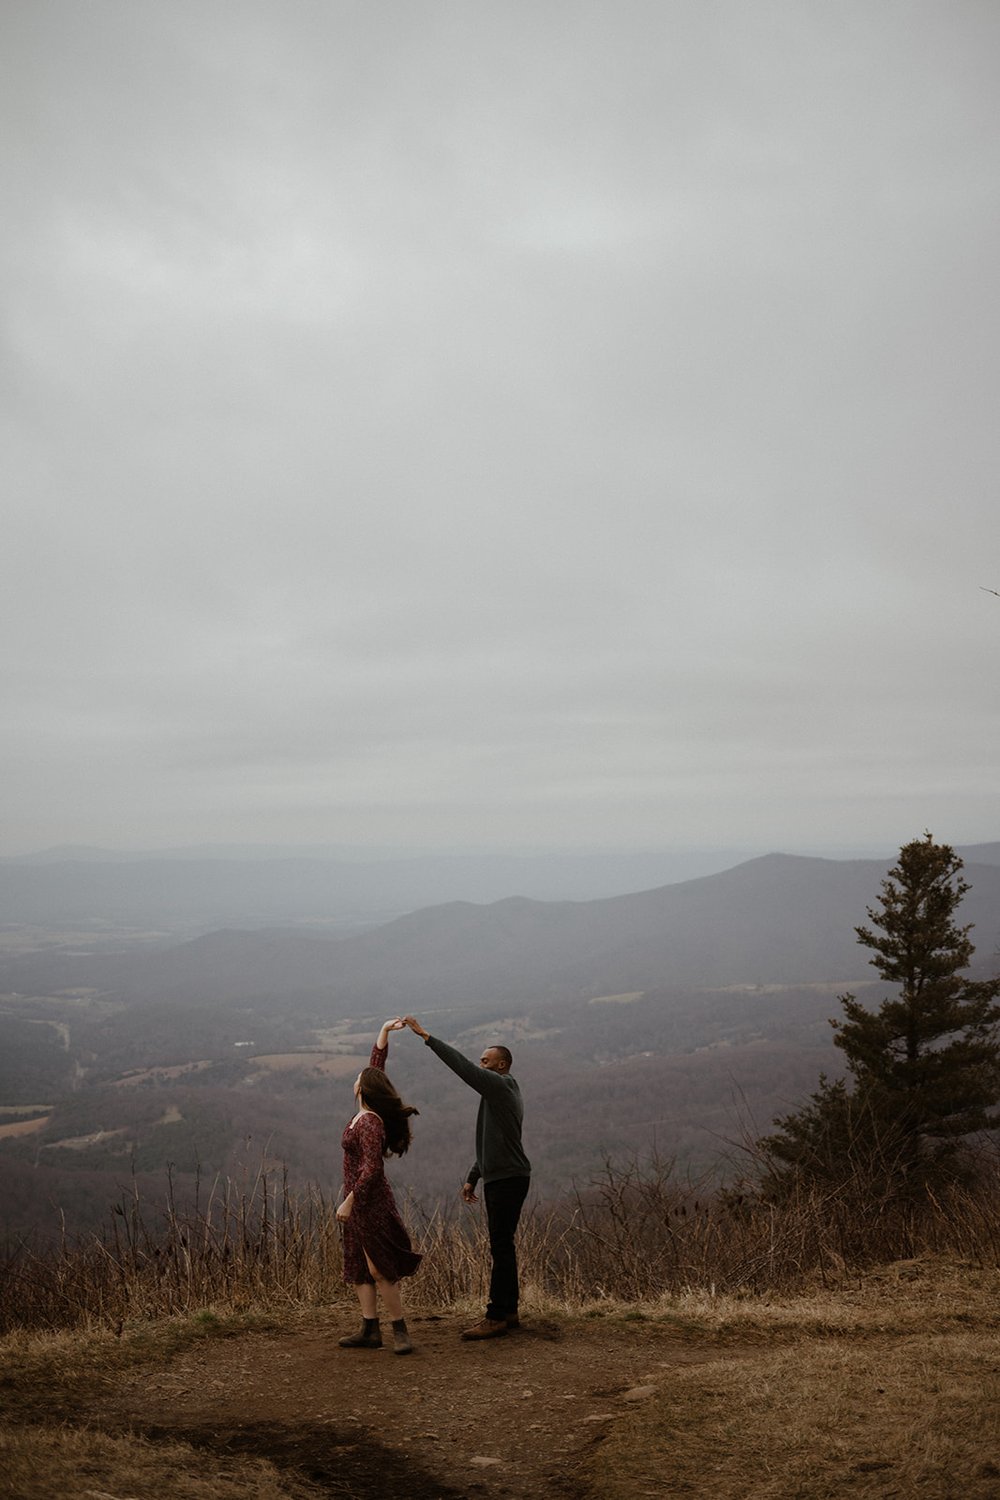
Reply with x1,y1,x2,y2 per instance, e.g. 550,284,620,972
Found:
402,1016,530,1339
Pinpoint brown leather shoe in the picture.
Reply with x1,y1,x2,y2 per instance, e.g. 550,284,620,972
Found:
461,1317,508,1340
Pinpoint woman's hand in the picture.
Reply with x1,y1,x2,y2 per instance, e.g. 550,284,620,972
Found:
336,1193,354,1222
376,1017,405,1049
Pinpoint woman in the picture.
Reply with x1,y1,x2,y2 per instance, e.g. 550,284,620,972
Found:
336,1017,422,1354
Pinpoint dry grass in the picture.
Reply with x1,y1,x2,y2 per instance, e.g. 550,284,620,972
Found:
0,1172,349,1334
574,1256,1000,1499
0,1425,325,1500
5,1156,1000,1336
580,1329,1000,1499
3,1158,999,1500
583,1254,1000,1343
3,1250,998,1500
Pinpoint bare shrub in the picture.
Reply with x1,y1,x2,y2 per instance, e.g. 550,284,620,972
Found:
4,1150,1000,1334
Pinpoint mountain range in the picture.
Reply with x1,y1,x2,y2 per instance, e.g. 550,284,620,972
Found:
5,847,999,1017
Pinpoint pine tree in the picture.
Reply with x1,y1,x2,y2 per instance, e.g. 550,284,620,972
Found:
760,834,1000,1197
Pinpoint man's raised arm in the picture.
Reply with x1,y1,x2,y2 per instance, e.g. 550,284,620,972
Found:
401,1016,506,1097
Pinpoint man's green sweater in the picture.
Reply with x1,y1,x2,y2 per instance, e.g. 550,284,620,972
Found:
424,1035,531,1187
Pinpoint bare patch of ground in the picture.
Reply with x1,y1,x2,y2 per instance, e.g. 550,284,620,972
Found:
85,1312,739,1499
0,1115,51,1140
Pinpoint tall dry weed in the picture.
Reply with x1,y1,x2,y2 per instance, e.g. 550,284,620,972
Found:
3,1154,1000,1334
1,1166,345,1334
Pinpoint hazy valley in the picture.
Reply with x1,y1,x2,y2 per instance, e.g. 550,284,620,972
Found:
3,844,999,1243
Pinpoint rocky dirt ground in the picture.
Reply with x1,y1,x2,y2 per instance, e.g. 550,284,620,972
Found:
87,1310,743,1498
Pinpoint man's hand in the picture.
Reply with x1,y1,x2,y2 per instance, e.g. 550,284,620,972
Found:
402,1015,430,1041
461,1181,478,1205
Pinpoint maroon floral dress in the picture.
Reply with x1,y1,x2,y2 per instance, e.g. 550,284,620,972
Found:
340,1043,422,1285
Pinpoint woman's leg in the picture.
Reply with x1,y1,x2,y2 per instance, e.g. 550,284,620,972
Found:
364,1251,403,1321
362,1251,411,1351
354,1280,377,1318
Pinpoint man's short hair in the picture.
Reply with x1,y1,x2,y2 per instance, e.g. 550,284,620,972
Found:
492,1045,513,1068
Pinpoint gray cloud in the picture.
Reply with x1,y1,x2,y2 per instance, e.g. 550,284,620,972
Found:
3,1,999,855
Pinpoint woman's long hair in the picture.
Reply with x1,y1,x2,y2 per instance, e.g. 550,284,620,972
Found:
358,1067,419,1157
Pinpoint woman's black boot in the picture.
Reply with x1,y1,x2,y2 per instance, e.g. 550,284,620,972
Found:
339,1318,382,1348
391,1318,413,1354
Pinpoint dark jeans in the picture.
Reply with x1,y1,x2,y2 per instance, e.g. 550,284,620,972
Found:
484,1175,530,1321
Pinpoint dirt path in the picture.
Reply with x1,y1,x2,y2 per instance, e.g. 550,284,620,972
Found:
93,1311,749,1498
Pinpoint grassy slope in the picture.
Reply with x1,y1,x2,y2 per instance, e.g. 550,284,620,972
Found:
2,1259,998,1500
576,1259,1000,1500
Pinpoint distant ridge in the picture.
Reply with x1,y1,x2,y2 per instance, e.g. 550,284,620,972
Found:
3,841,996,938
0,846,762,931
7,851,999,1017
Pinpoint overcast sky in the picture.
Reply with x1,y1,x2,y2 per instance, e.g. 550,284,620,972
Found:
2,1,999,858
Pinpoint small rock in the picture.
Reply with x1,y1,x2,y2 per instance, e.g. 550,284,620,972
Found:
470,1456,503,1468
622,1385,658,1402
581,1412,616,1422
